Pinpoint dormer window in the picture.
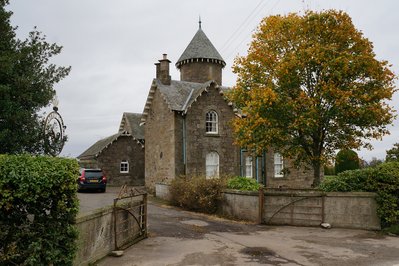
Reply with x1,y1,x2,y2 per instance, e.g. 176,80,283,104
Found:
206,110,218,134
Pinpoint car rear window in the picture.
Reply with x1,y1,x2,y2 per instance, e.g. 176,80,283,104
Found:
85,171,103,178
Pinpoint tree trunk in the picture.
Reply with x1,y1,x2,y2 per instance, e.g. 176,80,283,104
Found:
312,160,321,187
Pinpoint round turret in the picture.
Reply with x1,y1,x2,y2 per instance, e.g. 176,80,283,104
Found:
176,27,226,85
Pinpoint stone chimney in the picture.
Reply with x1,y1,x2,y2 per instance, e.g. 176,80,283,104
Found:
156,54,171,85
155,62,160,80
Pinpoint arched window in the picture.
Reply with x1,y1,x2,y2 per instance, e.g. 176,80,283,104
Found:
274,153,284,178
120,160,129,173
205,110,218,134
206,151,219,178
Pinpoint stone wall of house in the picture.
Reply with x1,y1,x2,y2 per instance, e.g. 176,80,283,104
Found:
97,136,144,186
145,88,176,191
174,114,185,177
78,159,98,170
184,84,240,177
179,62,223,85
265,150,315,188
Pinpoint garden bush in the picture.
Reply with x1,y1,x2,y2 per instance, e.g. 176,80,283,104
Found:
335,149,360,174
227,176,260,191
169,176,225,214
319,162,399,227
0,154,80,265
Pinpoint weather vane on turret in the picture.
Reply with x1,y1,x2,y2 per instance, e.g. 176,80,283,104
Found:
199,15,202,29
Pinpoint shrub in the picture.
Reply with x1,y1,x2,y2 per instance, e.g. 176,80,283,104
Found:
323,164,335,176
0,154,80,265
169,176,225,214
319,162,399,227
227,176,260,191
335,149,360,174
386,143,399,162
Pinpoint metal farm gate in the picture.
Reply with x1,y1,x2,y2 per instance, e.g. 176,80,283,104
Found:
113,185,147,250
258,189,325,226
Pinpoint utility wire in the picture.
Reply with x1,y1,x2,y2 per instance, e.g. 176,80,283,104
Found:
224,0,281,61
220,0,273,56
219,0,265,52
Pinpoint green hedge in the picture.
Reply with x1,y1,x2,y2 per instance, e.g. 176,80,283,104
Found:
319,162,399,227
0,154,80,265
227,176,261,191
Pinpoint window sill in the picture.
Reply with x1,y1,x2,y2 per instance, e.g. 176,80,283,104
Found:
205,133,220,137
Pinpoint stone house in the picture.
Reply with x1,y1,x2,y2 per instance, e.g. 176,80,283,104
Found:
141,25,315,191
78,112,145,186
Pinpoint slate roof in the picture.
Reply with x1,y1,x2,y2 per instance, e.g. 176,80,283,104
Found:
119,112,144,139
77,132,132,160
176,28,226,68
78,113,145,160
141,79,232,123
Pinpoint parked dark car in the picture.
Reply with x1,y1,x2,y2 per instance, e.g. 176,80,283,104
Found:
77,168,107,192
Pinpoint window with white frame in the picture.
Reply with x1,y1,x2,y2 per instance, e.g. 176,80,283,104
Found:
274,153,284,178
120,160,129,173
205,110,218,134
206,151,219,178
245,156,253,178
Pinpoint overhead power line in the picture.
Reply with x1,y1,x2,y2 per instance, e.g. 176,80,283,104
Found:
223,0,281,61
219,0,265,52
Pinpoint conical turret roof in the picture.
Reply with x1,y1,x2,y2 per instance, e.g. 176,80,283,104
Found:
176,28,226,68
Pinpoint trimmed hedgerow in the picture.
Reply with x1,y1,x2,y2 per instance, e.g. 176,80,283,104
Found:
227,176,261,191
169,176,226,214
319,162,399,227
0,154,80,266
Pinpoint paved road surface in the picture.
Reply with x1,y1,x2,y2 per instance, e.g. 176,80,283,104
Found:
77,186,121,214
92,197,399,266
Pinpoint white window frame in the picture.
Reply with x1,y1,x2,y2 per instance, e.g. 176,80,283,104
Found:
206,151,219,179
245,156,253,178
274,153,284,178
205,110,218,134
120,160,129,173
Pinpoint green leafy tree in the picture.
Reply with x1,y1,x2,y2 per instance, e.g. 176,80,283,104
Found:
335,149,360,174
229,10,396,186
386,143,399,162
0,0,70,154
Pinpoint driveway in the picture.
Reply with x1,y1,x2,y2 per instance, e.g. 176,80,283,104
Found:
92,197,399,266
77,186,121,214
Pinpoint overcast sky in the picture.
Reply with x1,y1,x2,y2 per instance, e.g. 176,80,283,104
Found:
7,0,399,161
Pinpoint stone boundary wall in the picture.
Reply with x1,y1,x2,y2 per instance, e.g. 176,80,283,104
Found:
221,189,381,230
74,207,114,266
74,200,146,265
155,182,172,201
155,183,381,230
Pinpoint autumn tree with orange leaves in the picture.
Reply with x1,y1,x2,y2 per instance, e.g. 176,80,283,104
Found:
229,10,396,186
